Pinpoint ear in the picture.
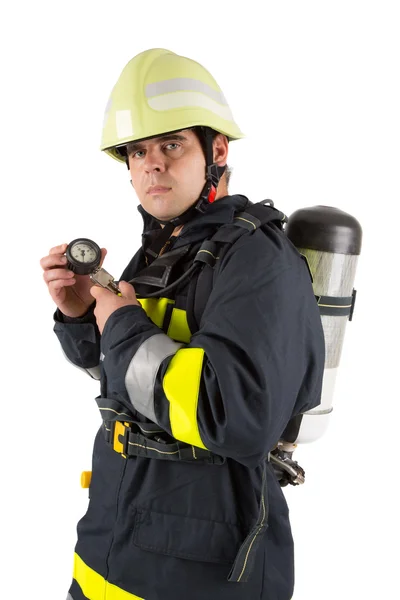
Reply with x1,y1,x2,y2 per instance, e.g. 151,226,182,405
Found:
213,134,229,166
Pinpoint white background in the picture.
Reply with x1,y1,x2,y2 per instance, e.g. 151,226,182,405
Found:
1,1,399,598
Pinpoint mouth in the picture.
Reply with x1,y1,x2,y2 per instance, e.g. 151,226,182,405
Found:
147,186,172,195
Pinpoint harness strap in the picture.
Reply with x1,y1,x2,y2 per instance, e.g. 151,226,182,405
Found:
95,395,226,465
103,419,226,464
188,201,287,334
145,222,176,263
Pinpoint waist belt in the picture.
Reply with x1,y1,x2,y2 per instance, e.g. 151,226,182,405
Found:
103,419,226,465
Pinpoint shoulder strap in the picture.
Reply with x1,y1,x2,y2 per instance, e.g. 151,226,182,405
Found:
187,200,287,333
186,200,308,477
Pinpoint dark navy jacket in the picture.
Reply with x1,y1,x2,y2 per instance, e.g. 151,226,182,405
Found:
54,194,325,600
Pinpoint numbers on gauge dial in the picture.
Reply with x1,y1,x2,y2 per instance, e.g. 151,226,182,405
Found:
71,243,97,264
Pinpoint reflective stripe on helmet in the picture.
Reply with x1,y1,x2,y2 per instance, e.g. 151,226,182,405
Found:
146,77,228,104
146,77,233,121
116,110,134,139
145,77,234,123
148,92,234,123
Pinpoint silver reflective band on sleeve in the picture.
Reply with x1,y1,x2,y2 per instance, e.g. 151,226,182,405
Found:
61,349,101,380
146,78,227,105
66,593,74,600
125,333,183,423
85,365,101,380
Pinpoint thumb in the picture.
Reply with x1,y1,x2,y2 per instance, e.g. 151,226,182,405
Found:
90,284,101,298
118,280,136,296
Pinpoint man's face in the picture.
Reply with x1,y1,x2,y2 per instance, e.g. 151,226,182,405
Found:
127,129,211,222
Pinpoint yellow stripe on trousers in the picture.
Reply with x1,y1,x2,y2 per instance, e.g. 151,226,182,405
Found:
73,553,144,600
163,347,207,449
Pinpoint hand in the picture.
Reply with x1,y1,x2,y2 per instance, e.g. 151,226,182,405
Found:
90,281,140,334
40,243,107,317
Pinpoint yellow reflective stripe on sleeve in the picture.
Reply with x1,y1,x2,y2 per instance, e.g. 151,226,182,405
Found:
73,552,144,600
163,348,207,449
167,307,191,343
137,297,174,328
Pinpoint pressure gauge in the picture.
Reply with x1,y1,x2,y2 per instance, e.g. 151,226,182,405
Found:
66,238,101,275
65,237,121,295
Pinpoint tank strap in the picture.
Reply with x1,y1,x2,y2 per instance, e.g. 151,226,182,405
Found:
227,459,269,582
316,290,357,319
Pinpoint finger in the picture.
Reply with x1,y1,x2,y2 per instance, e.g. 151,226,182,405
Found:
43,268,75,284
90,285,101,298
48,277,76,293
90,284,113,299
40,253,68,270
49,243,69,255
118,281,132,294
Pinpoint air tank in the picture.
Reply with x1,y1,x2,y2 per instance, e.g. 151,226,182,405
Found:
285,205,362,443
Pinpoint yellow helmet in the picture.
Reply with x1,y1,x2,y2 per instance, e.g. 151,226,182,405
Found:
101,48,244,162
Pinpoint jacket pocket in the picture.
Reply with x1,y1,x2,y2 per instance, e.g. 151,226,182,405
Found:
133,509,245,565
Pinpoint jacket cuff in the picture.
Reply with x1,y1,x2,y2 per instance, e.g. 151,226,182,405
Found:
53,303,96,325
100,304,158,355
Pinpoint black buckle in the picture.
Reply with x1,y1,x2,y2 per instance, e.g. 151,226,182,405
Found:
206,163,222,189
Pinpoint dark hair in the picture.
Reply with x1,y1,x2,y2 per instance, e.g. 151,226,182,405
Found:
224,165,232,188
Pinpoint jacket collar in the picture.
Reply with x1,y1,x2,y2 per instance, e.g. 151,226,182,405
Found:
137,194,249,241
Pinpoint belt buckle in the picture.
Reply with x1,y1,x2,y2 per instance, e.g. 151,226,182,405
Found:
113,421,130,458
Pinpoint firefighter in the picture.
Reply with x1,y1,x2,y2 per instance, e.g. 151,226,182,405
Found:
40,48,325,600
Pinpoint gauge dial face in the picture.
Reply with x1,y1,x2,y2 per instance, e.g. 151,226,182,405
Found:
66,238,101,275
70,242,97,264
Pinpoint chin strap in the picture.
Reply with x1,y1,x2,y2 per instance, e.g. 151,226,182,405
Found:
194,126,226,211
194,162,225,210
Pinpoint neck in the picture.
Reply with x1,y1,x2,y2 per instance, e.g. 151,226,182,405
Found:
215,178,228,200
172,224,184,236
162,178,229,237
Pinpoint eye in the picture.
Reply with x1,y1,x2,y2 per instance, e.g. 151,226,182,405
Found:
132,149,145,159
164,142,180,151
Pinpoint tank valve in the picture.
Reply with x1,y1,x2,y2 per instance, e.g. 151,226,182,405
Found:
270,448,305,486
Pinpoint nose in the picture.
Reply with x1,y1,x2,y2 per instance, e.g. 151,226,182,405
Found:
143,147,166,173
